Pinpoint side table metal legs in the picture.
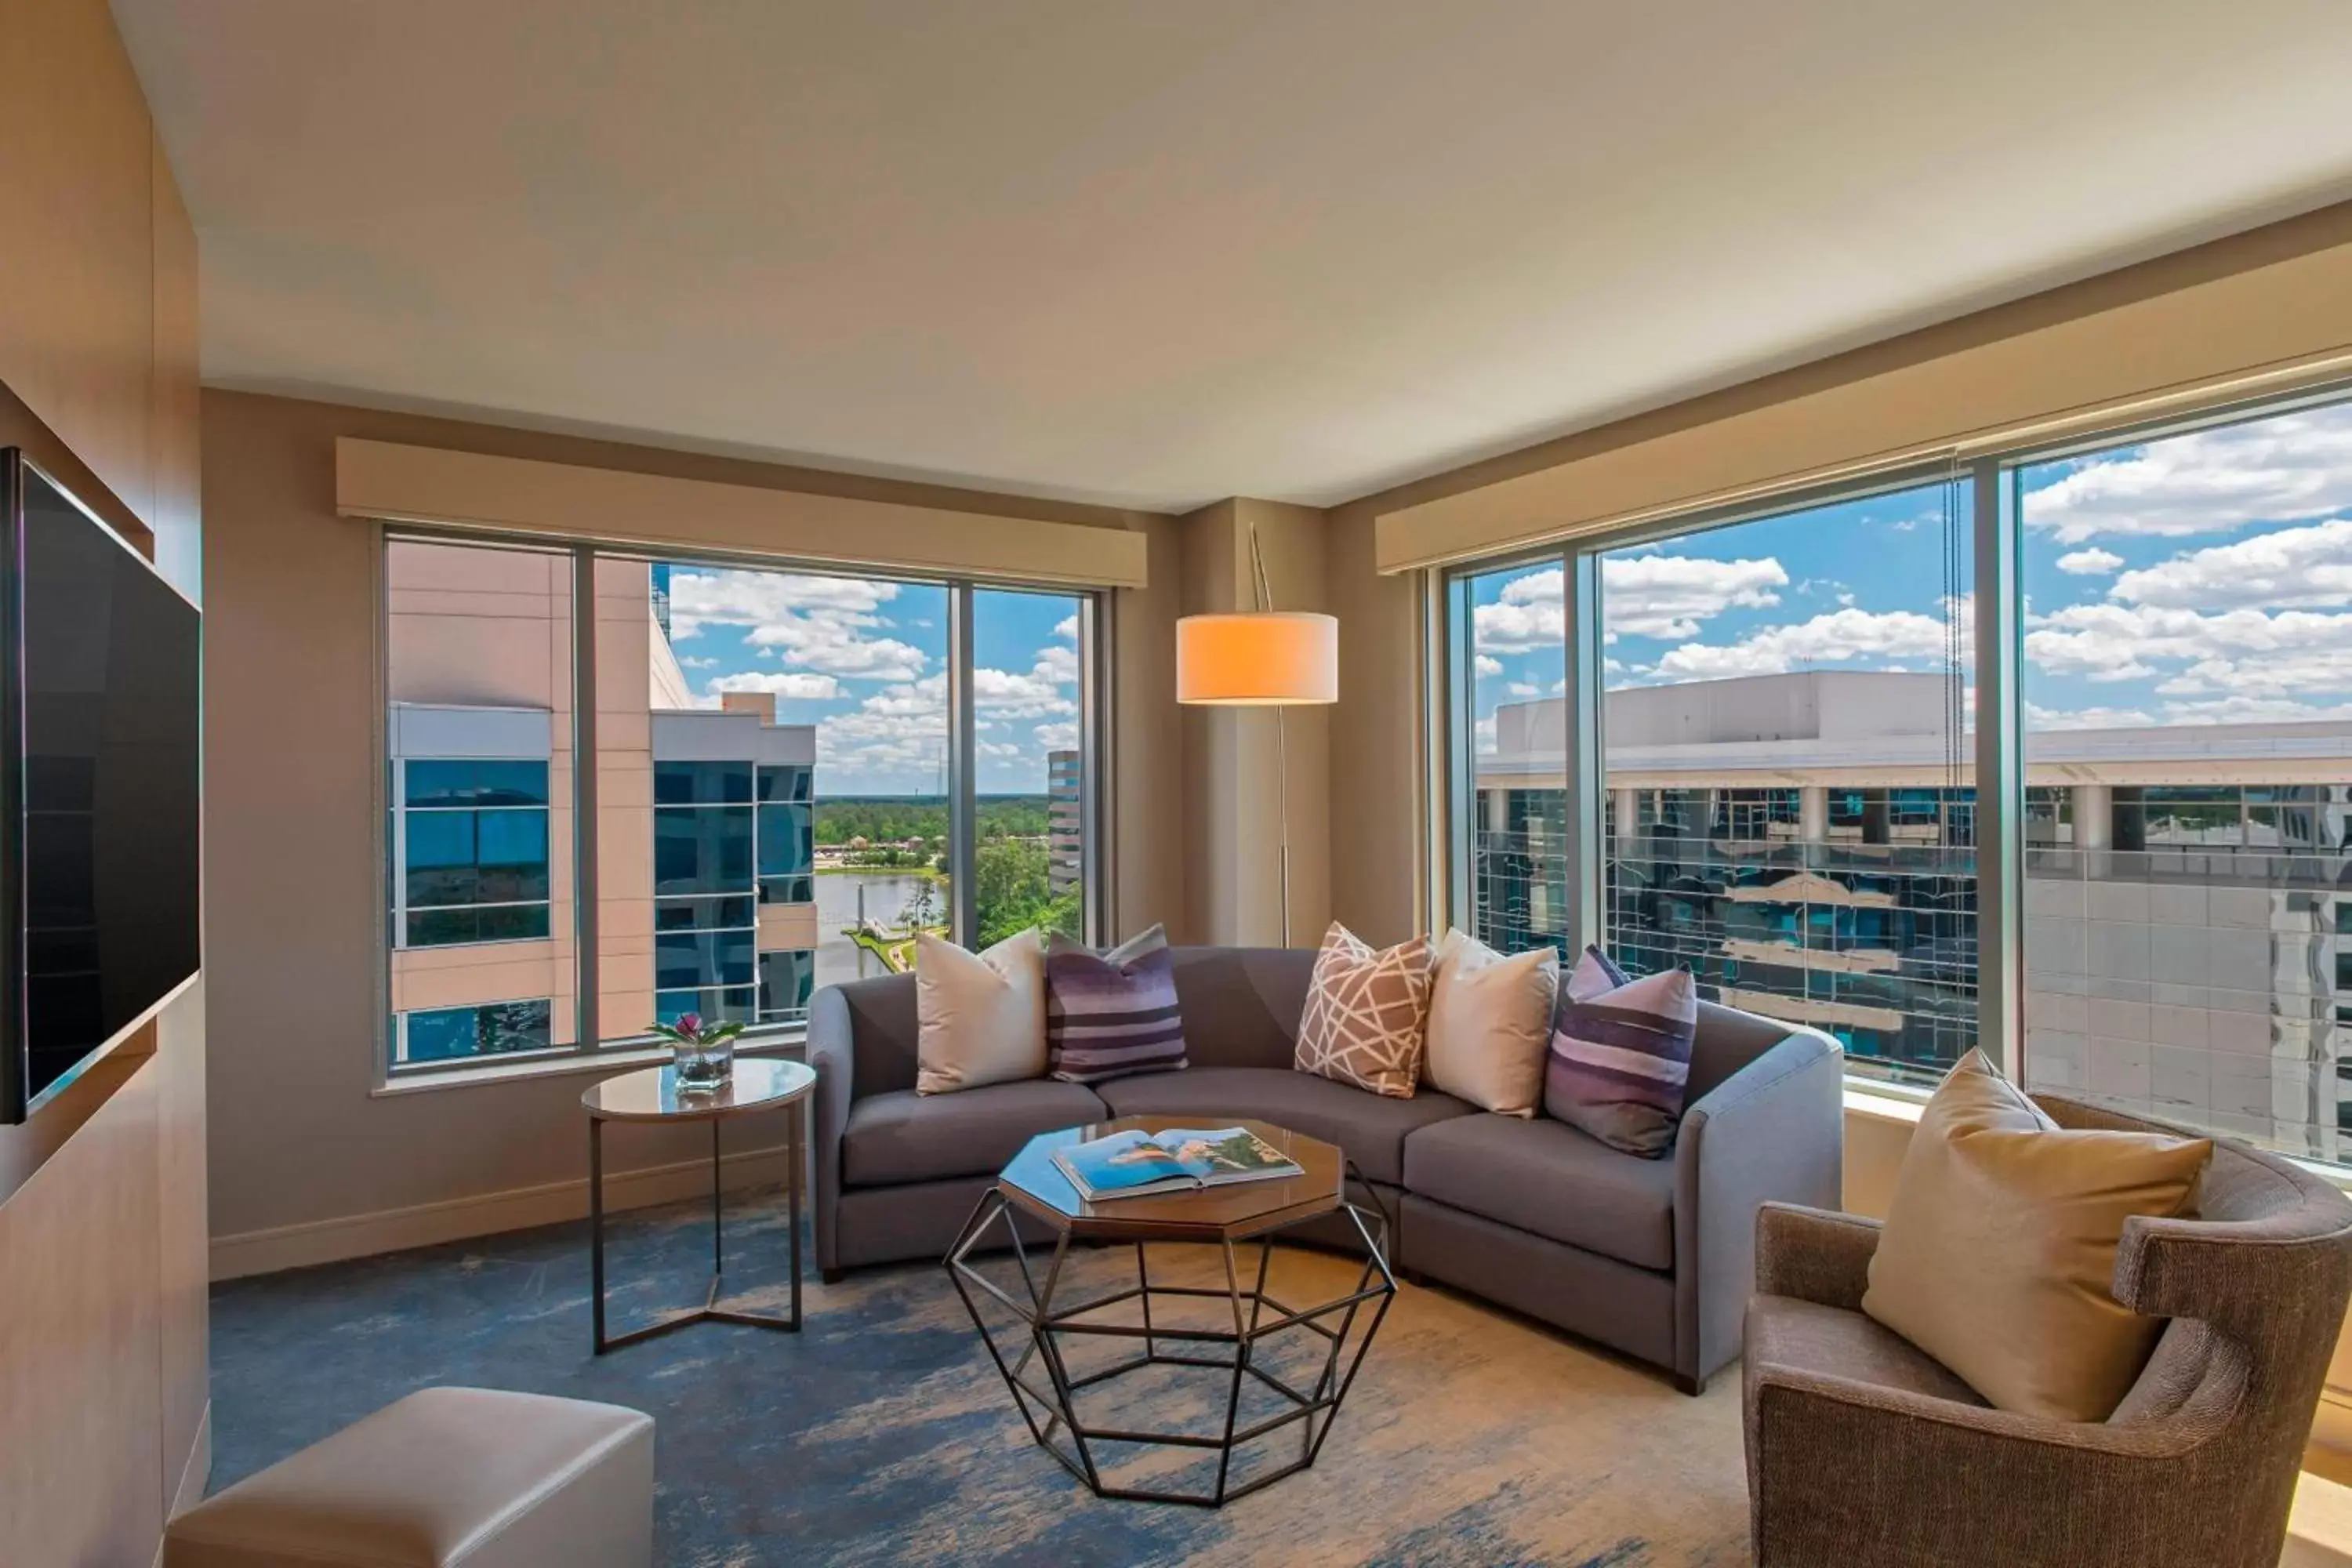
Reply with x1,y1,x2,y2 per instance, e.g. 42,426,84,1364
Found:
944,1200,1396,1505
590,1098,805,1354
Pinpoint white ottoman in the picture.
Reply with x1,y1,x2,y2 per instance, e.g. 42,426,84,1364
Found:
164,1387,655,1568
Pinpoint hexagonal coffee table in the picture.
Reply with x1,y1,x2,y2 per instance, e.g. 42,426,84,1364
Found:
944,1116,1396,1507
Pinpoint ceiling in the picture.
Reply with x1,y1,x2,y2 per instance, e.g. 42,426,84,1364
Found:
113,1,2352,514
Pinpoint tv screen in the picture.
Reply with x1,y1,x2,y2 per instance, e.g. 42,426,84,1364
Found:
2,452,201,1121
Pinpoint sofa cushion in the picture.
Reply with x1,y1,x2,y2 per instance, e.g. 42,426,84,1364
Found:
1403,1111,1677,1271
1095,1065,1473,1185
1747,1292,1989,1407
842,1080,1107,1188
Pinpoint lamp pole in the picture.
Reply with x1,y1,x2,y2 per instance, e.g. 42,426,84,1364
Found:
1249,523,1290,948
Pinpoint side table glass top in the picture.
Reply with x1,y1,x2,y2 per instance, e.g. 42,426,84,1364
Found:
582,1058,815,1122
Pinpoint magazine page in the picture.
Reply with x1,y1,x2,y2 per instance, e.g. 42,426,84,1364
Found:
1152,1127,1302,1181
1054,1128,1193,1196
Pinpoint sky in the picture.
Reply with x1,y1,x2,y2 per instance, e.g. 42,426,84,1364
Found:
1468,397,2352,751
659,570,1080,797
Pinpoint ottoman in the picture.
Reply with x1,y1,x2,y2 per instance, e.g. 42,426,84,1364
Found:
163,1387,655,1568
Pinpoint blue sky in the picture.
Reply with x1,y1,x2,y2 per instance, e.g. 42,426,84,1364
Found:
659,570,1080,796
1468,398,2352,749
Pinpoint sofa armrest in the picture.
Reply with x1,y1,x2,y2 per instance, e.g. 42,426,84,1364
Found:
805,985,857,1274
1755,1202,1879,1311
1672,1029,1845,1386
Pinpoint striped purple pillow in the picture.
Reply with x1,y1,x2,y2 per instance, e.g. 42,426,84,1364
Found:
1544,965,1697,1158
1044,926,1188,1084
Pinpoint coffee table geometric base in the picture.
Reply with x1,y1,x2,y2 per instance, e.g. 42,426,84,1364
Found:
945,1191,1396,1507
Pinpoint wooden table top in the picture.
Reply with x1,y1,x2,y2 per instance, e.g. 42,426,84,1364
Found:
996,1116,1345,1242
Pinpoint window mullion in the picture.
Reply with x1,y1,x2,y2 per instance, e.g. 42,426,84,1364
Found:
572,546,600,1054
1563,550,1603,958
947,582,978,946
1972,458,2021,1077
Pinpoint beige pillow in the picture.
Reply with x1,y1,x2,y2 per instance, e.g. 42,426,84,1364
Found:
1294,924,1435,1099
1861,1049,2211,1421
914,929,1046,1094
1423,929,1556,1116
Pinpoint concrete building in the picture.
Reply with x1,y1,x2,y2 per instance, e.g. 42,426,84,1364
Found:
1047,748,1083,896
1475,671,2352,1160
385,543,818,1068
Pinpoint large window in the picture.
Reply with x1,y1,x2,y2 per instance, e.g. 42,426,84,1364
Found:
2018,397,2352,1161
1441,384,2352,1161
382,536,1102,1076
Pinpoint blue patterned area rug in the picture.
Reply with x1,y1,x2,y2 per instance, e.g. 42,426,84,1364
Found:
211,1190,1753,1566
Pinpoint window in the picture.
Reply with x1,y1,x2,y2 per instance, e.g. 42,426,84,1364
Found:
1442,384,2352,1163
381,535,1104,1075
1448,477,1977,1091
384,538,581,1068
2017,396,2352,1160
972,587,1090,946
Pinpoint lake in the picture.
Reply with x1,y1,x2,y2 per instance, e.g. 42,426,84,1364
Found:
814,871,941,990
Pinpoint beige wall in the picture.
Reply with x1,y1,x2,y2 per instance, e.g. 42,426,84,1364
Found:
0,0,208,1559
203,390,1185,1269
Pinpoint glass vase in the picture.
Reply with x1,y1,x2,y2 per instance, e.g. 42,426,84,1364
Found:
671,1037,735,1093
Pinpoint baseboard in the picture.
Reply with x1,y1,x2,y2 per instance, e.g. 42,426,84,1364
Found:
209,1144,794,1281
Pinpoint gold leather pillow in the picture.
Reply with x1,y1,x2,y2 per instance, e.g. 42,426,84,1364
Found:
1860,1050,2211,1422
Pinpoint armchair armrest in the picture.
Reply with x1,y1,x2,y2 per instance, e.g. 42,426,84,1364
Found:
805,985,857,1274
1754,1202,1879,1311
1672,1028,1845,1387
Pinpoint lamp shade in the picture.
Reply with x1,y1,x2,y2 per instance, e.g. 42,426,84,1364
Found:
1175,612,1338,705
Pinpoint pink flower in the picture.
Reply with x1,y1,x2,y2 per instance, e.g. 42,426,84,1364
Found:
675,1011,702,1040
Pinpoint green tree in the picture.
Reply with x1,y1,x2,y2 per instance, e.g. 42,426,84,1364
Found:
974,838,1082,946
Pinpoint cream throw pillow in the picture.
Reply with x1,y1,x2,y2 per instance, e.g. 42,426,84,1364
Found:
1861,1049,2211,1421
1423,929,1557,1116
914,928,1047,1094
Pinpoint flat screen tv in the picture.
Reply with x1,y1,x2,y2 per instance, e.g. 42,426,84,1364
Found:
0,451,201,1122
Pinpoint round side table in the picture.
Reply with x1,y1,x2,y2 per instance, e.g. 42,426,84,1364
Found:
581,1057,815,1354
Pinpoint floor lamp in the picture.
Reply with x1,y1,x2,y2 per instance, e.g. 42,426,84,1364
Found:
1174,524,1338,948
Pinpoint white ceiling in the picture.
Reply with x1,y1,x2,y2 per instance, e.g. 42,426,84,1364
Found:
114,1,2352,514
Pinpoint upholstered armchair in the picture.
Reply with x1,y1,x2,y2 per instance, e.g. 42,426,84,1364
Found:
1743,1095,2352,1568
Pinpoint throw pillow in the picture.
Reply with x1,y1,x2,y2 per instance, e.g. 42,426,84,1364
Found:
1423,928,1556,1116
1544,964,1698,1157
914,928,1046,1094
1294,923,1435,1099
1861,1049,2212,1422
1563,943,1631,1002
1043,924,1188,1084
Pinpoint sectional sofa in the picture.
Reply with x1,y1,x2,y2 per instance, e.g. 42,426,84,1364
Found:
807,944,1845,1392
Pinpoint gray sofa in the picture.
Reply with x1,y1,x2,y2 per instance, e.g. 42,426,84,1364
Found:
808,944,1844,1392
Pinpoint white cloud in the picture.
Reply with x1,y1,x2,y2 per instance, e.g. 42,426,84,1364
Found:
2054,548,2123,575
1471,554,1787,652
2025,701,2154,730
1053,614,1078,640
2024,402,2352,543
1650,604,1962,682
1506,681,1541,698
708,670,841,702
1035,721,1079,751
2107,518,2352,610
1474,654,1504,677
1034,642,1080,686
667,568,929,681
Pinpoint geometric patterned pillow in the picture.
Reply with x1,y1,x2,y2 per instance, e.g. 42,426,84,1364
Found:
1544,964,1698,1157
1294,924,1435,1099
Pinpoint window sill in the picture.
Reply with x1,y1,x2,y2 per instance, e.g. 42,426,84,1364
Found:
372,1030,808,1098
1842,1082,1928,1126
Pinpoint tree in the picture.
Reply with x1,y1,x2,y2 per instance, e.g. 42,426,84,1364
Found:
973,838,1082,946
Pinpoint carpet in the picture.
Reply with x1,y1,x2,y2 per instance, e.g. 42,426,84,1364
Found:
210,1189,1754,1566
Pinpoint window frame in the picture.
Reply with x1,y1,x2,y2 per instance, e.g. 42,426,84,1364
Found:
372,527,1112,1088
1430,373,2352,1111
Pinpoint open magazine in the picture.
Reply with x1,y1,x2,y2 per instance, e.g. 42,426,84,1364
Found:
1051,1126,1304,1201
